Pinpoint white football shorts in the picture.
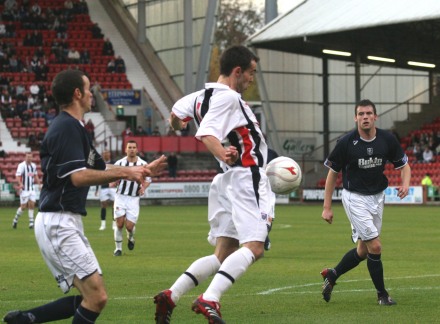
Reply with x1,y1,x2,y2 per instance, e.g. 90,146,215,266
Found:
99,187,116,202
207,167,271,246
114,194,140,223
341,189,385,243
19,190,36,205
34,212,102,293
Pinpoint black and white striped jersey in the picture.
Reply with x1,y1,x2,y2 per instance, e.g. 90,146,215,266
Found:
114,156,149,196
16,161,38,191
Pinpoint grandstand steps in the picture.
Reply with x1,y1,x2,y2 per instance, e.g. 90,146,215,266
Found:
0,118,30,153
86,0,171,124
394,96,440,138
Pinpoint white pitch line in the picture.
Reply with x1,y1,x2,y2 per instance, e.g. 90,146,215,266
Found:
257,273,440,295
2,274,439,305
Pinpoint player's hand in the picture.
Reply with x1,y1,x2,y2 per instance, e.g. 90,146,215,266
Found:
322,208,334,224
145,155,167,176
225,146,239,166
396,185,409,199
125,166,150,185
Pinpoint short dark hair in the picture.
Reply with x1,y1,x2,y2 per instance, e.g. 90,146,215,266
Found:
355,99,377,115
219,45,259,76
127,140,138,147
51,69,85,107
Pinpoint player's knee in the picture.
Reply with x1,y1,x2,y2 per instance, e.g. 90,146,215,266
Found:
92,290,108,311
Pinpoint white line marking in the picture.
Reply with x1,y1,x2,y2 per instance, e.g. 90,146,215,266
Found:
257,273,440,295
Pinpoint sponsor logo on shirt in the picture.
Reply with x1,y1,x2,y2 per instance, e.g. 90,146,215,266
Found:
358,157,383,169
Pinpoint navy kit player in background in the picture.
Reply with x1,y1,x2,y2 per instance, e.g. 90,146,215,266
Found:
12,152,41,229
112,140,151,256
3,69,167,324
154,45,270,324
320,99,411,306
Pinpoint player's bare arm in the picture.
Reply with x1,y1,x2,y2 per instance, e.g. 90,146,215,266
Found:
322,170,338,224
396,164,411,199
201,135,238,165
70,165,150,187
169,111,188,131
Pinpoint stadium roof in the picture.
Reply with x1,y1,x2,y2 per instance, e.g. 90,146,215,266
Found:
248,0,440,71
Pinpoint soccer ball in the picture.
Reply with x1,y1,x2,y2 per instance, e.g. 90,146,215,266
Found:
266,156,302,194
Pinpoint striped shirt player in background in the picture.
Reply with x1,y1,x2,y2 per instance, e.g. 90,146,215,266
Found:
154,45,270,324
95,150,117,231
12,152,41,229
320,99,411,306
112,140,152,256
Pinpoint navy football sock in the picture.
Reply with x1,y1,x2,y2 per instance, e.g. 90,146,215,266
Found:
25,295,82,322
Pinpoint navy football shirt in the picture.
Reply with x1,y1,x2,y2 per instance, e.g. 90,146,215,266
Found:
324,128,408,195
39,112,106,215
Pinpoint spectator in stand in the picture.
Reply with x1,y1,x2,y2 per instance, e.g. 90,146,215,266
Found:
34,46,45,59
135,125,146,135
29,82,40,99
40,97,51,115
29,55,41,72
32,100,45,118
413,143,423,162
77,0,89,14
91,23,104,39
114,56,126,73
4,0,18,15
80,49,91,64
31,0,42,16
28,131,39,150
167,152,178,178
106,58,115,73
67,48,81,64
122,126,133,137
45,107,57,125
102,38,114,56
31,30,43,46
34,62,48,81
422,145,435,163
151,126,161,136
9,54,20,72
36,128,45,146
23,33,34,46
16,99,28,119
1,88,13,117
64,0,74,18
0,53,11,72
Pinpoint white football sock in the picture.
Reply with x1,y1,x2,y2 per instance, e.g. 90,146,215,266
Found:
28,209,34,223
203,247,255,302
114,227,122,251
14,207,23,222
170,254,221,303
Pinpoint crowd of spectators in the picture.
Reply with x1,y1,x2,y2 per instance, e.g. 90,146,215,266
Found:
0,0,126,150
408,129,440,163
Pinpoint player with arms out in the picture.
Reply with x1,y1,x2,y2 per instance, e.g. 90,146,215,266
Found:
112,140,151,256
3,69,166,324
154,45,271,324
320,99,411,306
12,152,41,229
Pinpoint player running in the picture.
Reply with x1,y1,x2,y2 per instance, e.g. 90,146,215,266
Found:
12,152,41,229
320,99,411,305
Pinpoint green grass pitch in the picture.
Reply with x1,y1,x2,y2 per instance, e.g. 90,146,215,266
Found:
0,203,439,323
